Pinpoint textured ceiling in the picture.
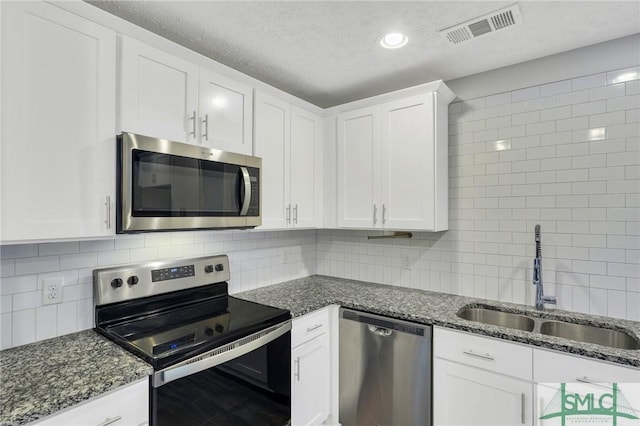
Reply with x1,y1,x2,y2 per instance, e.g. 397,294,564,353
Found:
87,1,640,108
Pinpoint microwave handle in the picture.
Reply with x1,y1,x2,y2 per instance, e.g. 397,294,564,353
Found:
239,166,251,216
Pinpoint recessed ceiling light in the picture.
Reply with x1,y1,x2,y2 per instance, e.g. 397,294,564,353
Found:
380,32,409,49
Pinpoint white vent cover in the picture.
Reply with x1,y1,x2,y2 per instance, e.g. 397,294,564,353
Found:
440,4,522,45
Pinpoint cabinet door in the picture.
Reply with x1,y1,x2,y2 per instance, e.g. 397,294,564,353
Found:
290,106,322,228
120,36,198,144
434,359,533,426
336,106,381,228
34,379,149,425
1,1,116,242
292,333,331,426
254,92,291,229
198,69,253,154
380,94,436,230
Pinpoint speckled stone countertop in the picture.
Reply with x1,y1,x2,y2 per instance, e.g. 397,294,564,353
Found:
236,275,640,368
0,329,153,426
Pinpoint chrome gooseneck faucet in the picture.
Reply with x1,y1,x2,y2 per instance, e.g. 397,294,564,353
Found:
533,225,557,310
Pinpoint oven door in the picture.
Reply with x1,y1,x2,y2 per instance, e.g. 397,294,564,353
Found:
118,132,261,233
150,321,291,426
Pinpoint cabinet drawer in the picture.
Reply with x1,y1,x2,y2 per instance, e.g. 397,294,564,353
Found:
33,379,149,425
534,348,640,384
434,327,533,381
292,308,330,347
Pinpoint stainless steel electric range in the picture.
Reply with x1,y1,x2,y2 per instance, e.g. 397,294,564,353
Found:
93,255,292,426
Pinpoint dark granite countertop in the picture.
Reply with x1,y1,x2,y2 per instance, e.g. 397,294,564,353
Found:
2,275,638,426
0,330,153,426
236,275,640,368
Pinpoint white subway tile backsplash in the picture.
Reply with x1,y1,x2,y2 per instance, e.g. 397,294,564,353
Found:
60,252,97,271
572,100,606,117
607,94,640,112
0,275,37,295
12,309,35,347
35,305,57,341
38,242,79,256
572,73,607,91
589,83,626,101
0,244,38,259
512,86,540,102
541,80,572,97
556,116,589,132
607,66,640,85
14,256,59,276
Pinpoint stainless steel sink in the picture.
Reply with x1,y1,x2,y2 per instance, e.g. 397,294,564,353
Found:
457,307,536,332
539,320,640,350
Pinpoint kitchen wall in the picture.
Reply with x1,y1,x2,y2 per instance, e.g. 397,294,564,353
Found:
318,65,640,322
0,230,317,349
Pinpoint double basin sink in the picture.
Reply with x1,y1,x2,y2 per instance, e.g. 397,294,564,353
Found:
458,305,640,350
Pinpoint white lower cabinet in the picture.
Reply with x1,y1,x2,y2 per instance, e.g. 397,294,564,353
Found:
433,327,534,426
32,379,149,426
291,307,335,426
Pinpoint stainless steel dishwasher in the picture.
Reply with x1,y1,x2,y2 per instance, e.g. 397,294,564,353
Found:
339,308,432,426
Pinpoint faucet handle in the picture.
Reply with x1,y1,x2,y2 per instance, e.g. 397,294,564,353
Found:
541,295,557,305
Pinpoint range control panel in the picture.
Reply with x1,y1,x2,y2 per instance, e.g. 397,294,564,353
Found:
93,255,230,306
151,265,196,282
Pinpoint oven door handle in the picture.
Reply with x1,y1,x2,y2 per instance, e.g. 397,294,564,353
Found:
239,166,251,216
153,320,291,388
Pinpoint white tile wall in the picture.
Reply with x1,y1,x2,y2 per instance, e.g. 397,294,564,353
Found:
318,66,640,322
0,230,317,349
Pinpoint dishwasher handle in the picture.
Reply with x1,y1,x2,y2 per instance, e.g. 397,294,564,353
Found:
368,324,393,337
341,308,430,337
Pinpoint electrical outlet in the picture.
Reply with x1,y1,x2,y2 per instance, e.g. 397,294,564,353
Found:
42,277,64,305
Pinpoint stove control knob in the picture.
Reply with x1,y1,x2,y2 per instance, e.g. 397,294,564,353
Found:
204,327,214,337
127,276,139,286
215,324,224,333
111,278,123,288
215,264,224,272
204,265,214,273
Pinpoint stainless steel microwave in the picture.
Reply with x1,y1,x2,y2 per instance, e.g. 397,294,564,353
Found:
117,132,261,233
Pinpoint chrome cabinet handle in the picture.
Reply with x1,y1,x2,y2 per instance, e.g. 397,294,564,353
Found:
306,324,322,333
373,204,377,225
294,357,300,381
462,350,494,361
521,393,525,424
286,204,291,224
576,376,611,389
382,204,387,224
97,416,122,426
105,196,111,229
239,167,251,216
368,324,393,336
189,111,196,138
293,204,298,224
201,114,209,141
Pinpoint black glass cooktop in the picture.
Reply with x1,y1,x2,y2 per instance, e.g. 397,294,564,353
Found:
95,283,290,370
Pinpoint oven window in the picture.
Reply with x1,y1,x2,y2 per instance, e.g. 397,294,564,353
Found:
152,334,291,426
132,150,242,217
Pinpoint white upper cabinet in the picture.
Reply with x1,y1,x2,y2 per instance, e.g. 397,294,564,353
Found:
254,92,322,229
336,84,454,231
336,106,380,228
120,36,199,144
198,69,253,155
1,1,117,243
290,106,323,228
120,36,252,154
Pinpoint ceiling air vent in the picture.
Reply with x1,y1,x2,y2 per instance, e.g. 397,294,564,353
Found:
440,4,522,45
